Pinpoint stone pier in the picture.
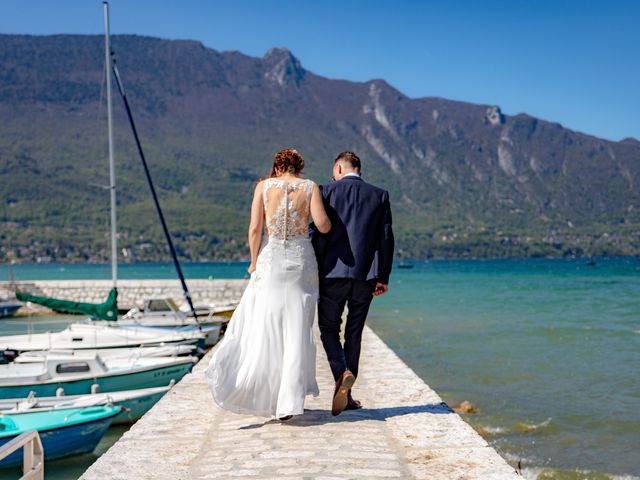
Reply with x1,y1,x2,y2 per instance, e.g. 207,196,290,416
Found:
81,325,518,479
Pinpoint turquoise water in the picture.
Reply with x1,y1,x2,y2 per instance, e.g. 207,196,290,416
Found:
368,258,640,479
2,258,639,479
0,261,246,281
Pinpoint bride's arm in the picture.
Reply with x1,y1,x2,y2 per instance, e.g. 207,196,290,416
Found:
247,182,265,274
310,183,331,234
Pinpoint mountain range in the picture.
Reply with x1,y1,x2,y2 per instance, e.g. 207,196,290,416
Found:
1,34,638,262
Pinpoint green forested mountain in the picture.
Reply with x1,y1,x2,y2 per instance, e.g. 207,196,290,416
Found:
1,34,639,262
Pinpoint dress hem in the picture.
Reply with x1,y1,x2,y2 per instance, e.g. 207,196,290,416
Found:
208,387,320,419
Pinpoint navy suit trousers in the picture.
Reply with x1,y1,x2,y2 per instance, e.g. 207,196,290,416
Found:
317,278,377,381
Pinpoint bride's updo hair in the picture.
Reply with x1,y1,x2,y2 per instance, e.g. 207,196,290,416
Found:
269,148,304,178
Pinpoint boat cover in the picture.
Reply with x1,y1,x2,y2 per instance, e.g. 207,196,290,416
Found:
16,288,118,320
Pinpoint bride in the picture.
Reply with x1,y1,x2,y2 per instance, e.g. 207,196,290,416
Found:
204,148,331,419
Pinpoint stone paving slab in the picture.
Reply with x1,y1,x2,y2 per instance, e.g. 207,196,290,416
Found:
81,326,519,480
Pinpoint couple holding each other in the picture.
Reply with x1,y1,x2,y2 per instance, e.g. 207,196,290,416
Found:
204,149,394,419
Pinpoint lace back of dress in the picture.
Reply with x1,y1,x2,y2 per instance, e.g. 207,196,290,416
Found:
263,179,313,240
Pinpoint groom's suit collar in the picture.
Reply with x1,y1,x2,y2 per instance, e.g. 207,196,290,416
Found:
338,174,363,182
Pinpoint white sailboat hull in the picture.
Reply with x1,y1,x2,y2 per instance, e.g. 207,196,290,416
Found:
0,322,204,353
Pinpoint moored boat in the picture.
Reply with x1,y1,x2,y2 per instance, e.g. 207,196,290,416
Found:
15,343,197,361
0,298,22,318
119,297,225,346
117,321,221,347
179,300,237,318
0,322,205,361
0,351,197,398
0,384,172,424
0,405,121,468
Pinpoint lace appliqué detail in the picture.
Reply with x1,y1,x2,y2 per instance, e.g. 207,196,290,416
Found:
253,178,317,296
263,179,314,241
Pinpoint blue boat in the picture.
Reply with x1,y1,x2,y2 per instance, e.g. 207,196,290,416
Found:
0,384,173,424
0,406,121,468
0,299,22,318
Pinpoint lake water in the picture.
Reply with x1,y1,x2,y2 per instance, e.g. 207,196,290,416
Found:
1,258,638,479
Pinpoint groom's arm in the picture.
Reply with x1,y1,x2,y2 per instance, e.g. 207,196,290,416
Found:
376,191,395,286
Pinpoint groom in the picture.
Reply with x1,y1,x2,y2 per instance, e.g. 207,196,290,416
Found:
312,151,394,416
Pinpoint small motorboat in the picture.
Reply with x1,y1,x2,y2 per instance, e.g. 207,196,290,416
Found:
119,297,226,346
0,351,197,399
0,322,205,360
0,405,121,468
0,384,172,424
179,300,237,318
0,298,22,318
15,343,197,361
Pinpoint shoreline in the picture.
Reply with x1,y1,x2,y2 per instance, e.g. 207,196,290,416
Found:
2,255,639,268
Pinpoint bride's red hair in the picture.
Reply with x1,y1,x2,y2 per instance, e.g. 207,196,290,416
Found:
267,148,305,178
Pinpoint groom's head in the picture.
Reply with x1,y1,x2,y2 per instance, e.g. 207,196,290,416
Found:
333,151,361,181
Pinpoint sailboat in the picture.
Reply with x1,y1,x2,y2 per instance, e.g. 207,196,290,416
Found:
14,1,201,330
0,322,204,358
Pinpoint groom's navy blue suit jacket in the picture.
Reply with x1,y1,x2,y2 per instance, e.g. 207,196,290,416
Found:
311,175,394,284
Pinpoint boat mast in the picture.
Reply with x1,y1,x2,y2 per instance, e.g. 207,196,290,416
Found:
103,0,117,288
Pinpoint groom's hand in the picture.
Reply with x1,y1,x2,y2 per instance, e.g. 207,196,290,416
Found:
373,283,388,296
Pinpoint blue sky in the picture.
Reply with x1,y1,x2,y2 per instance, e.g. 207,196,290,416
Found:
1,0,638,141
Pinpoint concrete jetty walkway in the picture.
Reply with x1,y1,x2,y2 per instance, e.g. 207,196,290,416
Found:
81,326,518,480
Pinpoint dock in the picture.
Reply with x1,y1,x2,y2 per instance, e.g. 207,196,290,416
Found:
80,324,518,479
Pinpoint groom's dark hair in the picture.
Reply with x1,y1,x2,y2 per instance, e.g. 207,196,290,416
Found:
334,151,361,172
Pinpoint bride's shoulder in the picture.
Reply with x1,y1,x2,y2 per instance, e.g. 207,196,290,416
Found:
302,178,317,192
258,177,276,187
254,179,268,194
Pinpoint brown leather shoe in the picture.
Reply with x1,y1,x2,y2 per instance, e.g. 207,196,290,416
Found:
332,370,356,416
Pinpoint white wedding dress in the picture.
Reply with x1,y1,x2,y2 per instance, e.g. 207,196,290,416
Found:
204,177,320,418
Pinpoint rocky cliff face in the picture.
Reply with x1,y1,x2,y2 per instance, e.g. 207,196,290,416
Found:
0,34,638,261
